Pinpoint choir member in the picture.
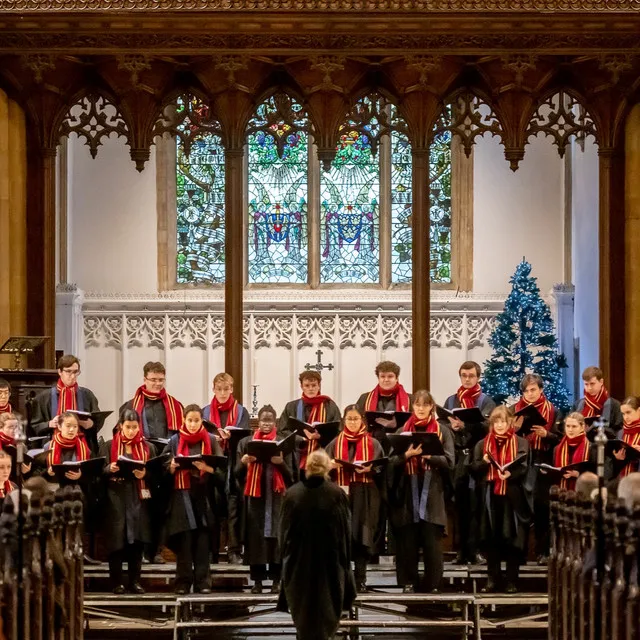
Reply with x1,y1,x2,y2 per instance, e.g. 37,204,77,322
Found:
612,396,640,478
442,360,495,564
202,372,249,565
356,360,411,419
388,390,454,593
31,355,100,451
325,405,384,593
0,379,12,414
513,373,561,563
44,411,91,484
0,450,16,508
163,404,225,595
471,405,530,593
0,412,31,478
236,405,294,594
574,365,622,432
277,450,356,640
551,412,593,492
120,361,184,563
100,409,156,594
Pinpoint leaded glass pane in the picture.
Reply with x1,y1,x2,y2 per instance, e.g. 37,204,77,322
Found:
320,101,380,284
247,96,308,284
175,99,225,284
430,128,452,283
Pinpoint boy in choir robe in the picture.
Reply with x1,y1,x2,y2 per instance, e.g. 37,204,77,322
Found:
0,412,32,480
277,450,356,640
100,409,156,594
441,360,495,565
202,372,250,565
470,405,530,593
325,405,385,593
120,361,184,564
513,373,561,564
549,412,595,492
0,450,17,510
611,396,640,479
278,370,341,478
388,390,454,593
574,365,622,432
163,404,225,594
31,355,100,452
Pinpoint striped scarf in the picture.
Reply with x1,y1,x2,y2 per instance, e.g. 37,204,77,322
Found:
111,430,150,498
620,420,640,478
175,425,212,490
0,431,13,449
132,385,183,432
48,430,90,470
583,386,609,419
403,416,440,475
554,433,589,490
515,393,555,450
0,480,16,498
56,380,78,413
298,395,328,470
244,428,286,498
484,429,518,495
364,384,410,413
335,424,375,486
209,396,238,429
457,383,481,409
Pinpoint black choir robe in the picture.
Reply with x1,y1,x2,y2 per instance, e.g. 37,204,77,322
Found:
325,436,384,554
574,396,623,432
161,434,225,544
235,436,294,565
277,397,342,435
277,475,356,640
99,440,157,554
470,435,531,551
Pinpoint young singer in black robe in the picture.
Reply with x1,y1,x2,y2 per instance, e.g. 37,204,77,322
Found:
471,406,530,593
325,404,384,593
100,409,156,594
388,390,454,593
163,404,225,594
236,404,294,594
0,450,17,510
0,412,32,481
277,449,356,640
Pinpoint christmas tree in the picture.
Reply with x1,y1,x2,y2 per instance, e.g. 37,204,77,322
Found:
482,259,570,410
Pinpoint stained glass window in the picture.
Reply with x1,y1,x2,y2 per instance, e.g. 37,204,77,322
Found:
175,99,226,284
429,128,452,283
247,95,309,284
320,98,381,284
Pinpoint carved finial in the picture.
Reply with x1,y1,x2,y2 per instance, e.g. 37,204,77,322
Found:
501,54,537,86
214,55,249,86
117,54,152,88
309,55,345,91
598,53,634,84
405,55,442,88
21,54,55,83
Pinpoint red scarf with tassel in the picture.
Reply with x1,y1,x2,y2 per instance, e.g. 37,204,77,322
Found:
484,429,518,495
209,395,238,429
175,425,212,490
364,384,410,413
244,428,286,498
111,430,150,498
132,385,183,432
554,433,589,490
620,420,640,478
48,430,90,469
457,383,481,409
515,393,555,450
403,415,440,475
583,386,609,419
298,394,330,470
335,424,375,486
56,380,78,413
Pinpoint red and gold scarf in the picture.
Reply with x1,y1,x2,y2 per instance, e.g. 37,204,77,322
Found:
583,386,609,419
554,433,589,490
335,424,375,486
48,430,90,469
515,393,555,450
175,424,212,490
209,395,238,429
244,428,286,498
0,431,13,450
364,384,410,413
0,402,12,415
457,383,481,409
56,379,78,414
0,480,16,498
620,420,640,478
111,429,150,498
484,429,518,495
403,415,440,475
298,394,330,470
132,385,183,432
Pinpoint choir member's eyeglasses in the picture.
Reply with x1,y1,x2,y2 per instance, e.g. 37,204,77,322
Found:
61,368,80,376
145,377,165,384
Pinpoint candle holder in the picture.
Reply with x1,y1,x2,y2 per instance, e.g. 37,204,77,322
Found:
251,385,259,417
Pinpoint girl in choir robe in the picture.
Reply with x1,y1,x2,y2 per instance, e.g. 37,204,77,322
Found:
163,404,225,594
0,412,32,480
100,409,156,594
325,404,384,593
471,405,530,593
388,390,455,593
551,412,594,492
0,450,17,509
44,411,91,485
612,396,640,479
236,405,294,594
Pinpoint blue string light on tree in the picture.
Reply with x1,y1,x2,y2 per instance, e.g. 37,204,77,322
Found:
482,259,570,410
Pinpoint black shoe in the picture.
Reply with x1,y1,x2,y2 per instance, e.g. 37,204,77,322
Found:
454,552,467,565
270,580,280,594
228,551,243,565
357,582,368,593
112,585,126,595
402,584,415,593
481,579,497,593
153,553,166,564
197,587,212,594
505,583,518,594
251,581,263,594
473,553,486,565
129,582,145,595
174,585,189,595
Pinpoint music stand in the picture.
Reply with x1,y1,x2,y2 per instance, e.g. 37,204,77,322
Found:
0,336,48,370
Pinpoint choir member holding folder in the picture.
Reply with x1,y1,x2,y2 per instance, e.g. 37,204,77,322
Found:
611,396,640,479
574,366,622,432
44,411,94,483
236,405,294,594
388,390,454,593
0,412,32,479
512,373,561,563
163,404,225,594
471,405,530,593
441,361,495,565
100,409,160,594
326,405,385,593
